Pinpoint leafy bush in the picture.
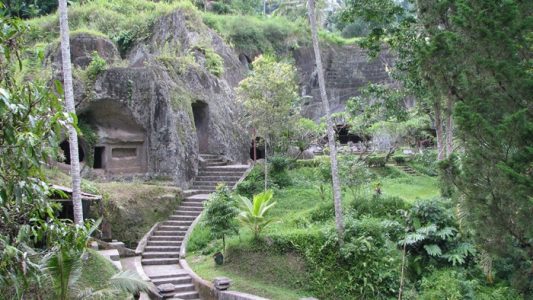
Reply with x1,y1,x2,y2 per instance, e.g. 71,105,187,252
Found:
367,156,387,167
203,184,239,252
186,225,212,253
211,1,232,14
400,199,476,276
409,150,438,176
393,155,407,165
203,47,224,77
235,165,264,197
352,195,410,220
306,217,402,299
269,156,292,187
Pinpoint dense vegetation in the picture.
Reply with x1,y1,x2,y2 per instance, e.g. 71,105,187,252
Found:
1,0,530,299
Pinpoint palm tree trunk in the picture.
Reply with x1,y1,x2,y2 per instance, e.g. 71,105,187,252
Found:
434,99,445,161
58,0,83,225
445,96,453,157
308,0,344,243
264,136,268,191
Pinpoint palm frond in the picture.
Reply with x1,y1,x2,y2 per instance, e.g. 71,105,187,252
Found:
107,270,153,294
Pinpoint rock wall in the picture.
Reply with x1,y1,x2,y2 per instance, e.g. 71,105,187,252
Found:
49,10,249,187
293,45,394,121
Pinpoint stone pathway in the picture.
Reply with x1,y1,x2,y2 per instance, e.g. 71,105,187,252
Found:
141,154,249,299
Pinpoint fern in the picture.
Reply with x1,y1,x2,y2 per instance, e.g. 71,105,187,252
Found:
423,244,442,257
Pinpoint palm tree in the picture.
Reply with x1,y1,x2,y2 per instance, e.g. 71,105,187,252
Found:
58,0,83,224
44,249,153,300
237,190,277,239
307,0,345,243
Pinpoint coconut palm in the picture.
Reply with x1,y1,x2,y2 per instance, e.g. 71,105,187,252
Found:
58,0,83,224
237,190,277,239
43,249,153,300
307,0,345,243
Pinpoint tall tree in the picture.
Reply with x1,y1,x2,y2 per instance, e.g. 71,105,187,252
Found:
237,55,300,189
308,0,344,243
58,0,83,225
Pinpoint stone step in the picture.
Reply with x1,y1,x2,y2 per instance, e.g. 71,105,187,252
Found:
173,283,196,293
150,234,185,241
167,215,197,221
199,154,220,158
163,220,192,227
176,205,203,211
205,161,227,166
142,251,180,259
198,171,246,177
144,246,181,252
184,189,215,195
193,180,237,186
158,224,190,230
163,219,194,226
152,275,192,286
180,200,205,206
141,258,180,265
150,273,189,280
194,175,242,181
203,166,248,172
174,210,201,216
152,230,187,236
150,230,185,237
147,240,182,247
165,291,200,300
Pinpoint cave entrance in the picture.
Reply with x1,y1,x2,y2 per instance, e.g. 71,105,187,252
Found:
192,101,209,153
59,140,85,165
249,137,265,160
336,125,363,144
93,146,105,169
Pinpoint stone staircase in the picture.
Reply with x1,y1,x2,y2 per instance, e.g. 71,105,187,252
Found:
141,154,249,300
396,164,418,176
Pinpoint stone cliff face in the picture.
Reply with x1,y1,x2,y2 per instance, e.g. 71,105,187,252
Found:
48,10,249,187
293,45,394,121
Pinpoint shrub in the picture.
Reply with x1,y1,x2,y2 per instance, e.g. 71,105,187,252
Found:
352,195,411,220
203,184,239,252
85,51,107,80
305,217,402,299
393,155,407,165
409,150,438,176
203,47,224,77
367,156,387,167
269,156,292,187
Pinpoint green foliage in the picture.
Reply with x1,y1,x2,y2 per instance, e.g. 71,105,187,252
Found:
27,0,198,53
0,0,59,18
268,156,293,188
237,190,277,238
237,55,300,152
408,150,438,176
366,156,387,167
393,155,407,165
203,184,239,251
352,195,410,220
235,165,264,197
85,51,107,81
202,13,306,55
203,47,224,77
186,225,213,254
289,117,322,153
306,217,402,299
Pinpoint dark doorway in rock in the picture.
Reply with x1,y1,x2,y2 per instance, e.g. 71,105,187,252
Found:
192,101,209,153
93,146,105,169
60,140,85,165
249,137,265,160
336,125,363,144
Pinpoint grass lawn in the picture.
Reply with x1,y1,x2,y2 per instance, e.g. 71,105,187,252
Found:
187,160,441,299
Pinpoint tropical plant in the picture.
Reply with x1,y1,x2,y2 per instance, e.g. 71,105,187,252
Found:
58,0,84,225
42,219,153,299
237,190,277,238
308,0,345,243
203,184,239,253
